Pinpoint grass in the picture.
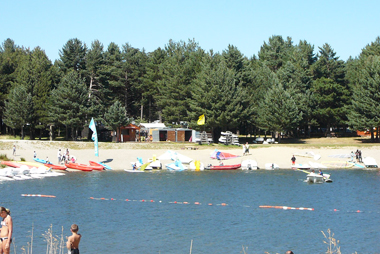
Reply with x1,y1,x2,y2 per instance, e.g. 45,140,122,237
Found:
13,227,357,254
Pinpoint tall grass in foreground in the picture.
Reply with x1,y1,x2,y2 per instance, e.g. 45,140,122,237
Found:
13,227,358,253
20,224,65,254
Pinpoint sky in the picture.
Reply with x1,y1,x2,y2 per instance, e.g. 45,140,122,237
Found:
1,0,379,62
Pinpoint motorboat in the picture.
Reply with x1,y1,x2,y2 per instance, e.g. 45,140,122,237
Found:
206,164,241,170
264,163,279,170
362,157,378,169
241,160,258,170
306,172,325,183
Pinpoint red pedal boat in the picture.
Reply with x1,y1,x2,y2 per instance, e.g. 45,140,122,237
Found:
207,164,241,170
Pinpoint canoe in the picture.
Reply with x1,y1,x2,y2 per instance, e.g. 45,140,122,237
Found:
89,161,105,170
207,164,241,170
34,158,48,164
44,163,67,170
1,161,29,168
65,163,93,172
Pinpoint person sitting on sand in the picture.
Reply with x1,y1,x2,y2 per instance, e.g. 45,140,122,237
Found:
67,224,81,254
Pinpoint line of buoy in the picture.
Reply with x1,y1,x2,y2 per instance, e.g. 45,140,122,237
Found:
22,194,56,198
259,205,314,211
87,198,376,213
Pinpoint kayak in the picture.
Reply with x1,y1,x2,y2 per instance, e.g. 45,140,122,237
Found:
65,163,93,172
1,161,32,168
207,164,241,170
34,158,48,164
44,163,67,170
92,161,112,170
89,161,105,170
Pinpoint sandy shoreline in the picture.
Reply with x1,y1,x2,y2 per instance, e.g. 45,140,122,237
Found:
1,140,379,170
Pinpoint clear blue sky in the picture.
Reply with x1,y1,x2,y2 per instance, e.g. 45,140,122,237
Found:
1,0,379,62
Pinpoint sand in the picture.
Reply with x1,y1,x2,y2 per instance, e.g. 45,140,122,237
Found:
1,140,379,170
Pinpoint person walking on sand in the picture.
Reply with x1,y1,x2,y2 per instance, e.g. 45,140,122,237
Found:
67,224,81,254
33,151,36,158
0,207,13,254
291,155,296,165
12,145,15,156
57,149,62,164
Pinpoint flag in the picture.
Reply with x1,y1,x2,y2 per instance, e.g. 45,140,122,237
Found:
197,114,205,125
89,117,99,157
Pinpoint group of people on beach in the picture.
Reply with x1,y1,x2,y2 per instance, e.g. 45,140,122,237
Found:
57,148,75,164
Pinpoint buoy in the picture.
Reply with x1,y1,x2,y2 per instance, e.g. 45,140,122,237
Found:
21,194,56,198
111,198,114,200
221,203,226,206
101,198,105,200
194,202,200,205
174,201,177,204
90,197,94,199
150,200,154,202
141,200,145,202
357,210,361,213
208,203,213,206
183,202,189,204
125,199,129,201
334,209,337,212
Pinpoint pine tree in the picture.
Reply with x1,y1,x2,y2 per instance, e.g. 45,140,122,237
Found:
3,85,33,139
103,100,130,142
257,83,302,142
348,56,380,141
49,71,89,140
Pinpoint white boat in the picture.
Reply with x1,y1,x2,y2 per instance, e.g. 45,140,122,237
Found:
158,150,193,164
362,157,378,169
306,172,325,183
166,160,187,171
124,169,145,173
264,163,279,170
292,163,310,169
241,160,258,170
218,131,239,145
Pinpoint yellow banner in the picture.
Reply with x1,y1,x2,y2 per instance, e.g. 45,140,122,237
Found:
197,114,205,125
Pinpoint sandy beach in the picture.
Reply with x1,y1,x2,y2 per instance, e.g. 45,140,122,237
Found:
1,140,379,170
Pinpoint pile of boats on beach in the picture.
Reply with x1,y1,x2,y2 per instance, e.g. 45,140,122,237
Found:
0,158,113,181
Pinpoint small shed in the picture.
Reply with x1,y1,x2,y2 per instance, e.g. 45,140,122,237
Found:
152,128,193,142
119,124,140,142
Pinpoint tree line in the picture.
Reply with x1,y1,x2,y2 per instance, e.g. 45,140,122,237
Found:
1,36,380,142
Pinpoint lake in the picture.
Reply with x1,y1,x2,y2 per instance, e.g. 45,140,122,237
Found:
1,169,380,253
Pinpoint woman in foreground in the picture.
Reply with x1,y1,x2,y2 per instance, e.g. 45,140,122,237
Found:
0,207,12,254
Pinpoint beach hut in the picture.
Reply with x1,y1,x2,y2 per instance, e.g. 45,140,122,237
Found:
119,124,140,142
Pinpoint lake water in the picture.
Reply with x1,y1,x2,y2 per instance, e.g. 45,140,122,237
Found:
1,169,380,253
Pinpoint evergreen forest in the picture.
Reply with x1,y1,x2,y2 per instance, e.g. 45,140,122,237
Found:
1,36,380,142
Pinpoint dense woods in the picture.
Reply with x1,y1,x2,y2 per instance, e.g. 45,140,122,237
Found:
1,36,380,142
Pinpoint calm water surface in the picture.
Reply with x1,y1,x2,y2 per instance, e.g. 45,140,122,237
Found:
1,169,380,253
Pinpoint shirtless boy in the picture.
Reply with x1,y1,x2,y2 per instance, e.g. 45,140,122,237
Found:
66,224,81,254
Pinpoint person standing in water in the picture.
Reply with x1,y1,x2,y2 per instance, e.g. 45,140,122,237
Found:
0,207,13,254
67,224,81,254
